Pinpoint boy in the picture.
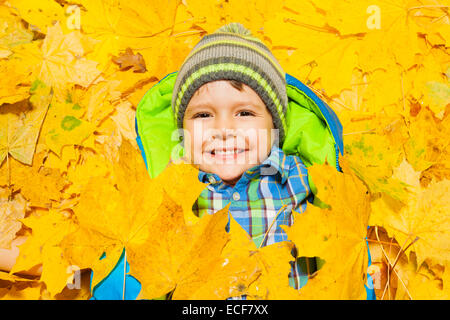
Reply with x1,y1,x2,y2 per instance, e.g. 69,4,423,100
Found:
173,22,312,290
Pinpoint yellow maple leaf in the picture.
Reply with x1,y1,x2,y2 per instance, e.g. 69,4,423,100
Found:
0,151,67,208
404,107,448,172
0,5,33,48
245,241,300,300
407,53,449,118
40,92,95,157
110,101,138,144
0,192,27,249
182,0,223,34
60,140,164,288
46,270,92,300
154,161,207,226
0,59,31,105
0,270,35,283
197,215,261,300
184,0,284,35
129,199,261,300
361,66,412,115
81,80,122,127
0,282,43,300
423,81,450,118
0,80,52,166
106,69,158,107
77,0,181,74
129,196,228,299
342,113,409,202
64,149,113,196
264,9,359,96
329,69,368,114
0,0,447,302
11,209,77,297
323,0,425,69
371,159,450,267
61,141,261,299
6,0,69,35
42,144,78,174
11,23,102,92
394,256,449,300
282,156,370,299
92,117,124,163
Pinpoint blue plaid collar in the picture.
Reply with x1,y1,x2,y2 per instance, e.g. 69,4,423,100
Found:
198,144,290,185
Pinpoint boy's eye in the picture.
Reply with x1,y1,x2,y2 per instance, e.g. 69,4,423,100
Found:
237,110,254,117
193,112,211,118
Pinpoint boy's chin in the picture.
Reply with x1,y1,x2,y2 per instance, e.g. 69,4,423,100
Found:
201,165,251,185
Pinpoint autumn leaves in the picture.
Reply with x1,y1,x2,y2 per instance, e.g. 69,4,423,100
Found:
1,141,288,299
0,0,449,300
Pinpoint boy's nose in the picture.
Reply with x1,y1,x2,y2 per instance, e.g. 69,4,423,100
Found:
212,116,238,138
212,127,237,141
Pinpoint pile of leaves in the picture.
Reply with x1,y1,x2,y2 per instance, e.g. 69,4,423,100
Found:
0,0,448,300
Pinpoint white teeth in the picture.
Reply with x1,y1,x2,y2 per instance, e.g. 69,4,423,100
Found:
213,149,244,155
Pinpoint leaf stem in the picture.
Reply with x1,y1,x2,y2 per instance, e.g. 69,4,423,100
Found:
391,236,419,271
408,5,449,11
342,130,376,136
123,249,127,300
258,204,288,248
430,14,448,23
366,239,400,246
6,121,12,202
375,227,412,300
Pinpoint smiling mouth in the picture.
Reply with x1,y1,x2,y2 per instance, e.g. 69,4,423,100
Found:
206,148,248,156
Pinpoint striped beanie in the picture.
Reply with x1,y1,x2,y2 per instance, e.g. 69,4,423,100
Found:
172,22,288,144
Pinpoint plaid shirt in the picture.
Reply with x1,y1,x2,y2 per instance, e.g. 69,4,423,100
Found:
192,144,317,293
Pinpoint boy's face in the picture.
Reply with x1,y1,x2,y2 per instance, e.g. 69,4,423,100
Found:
183,80,275,187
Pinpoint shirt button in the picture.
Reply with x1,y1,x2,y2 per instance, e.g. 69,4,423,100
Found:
232,192,240,201
208,176,216,184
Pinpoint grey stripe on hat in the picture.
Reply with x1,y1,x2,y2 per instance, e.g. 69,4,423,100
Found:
193,32,271,54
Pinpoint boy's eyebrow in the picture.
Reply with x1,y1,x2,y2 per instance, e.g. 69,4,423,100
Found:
184,103,211,117
187,101,265,112
186,102,213,110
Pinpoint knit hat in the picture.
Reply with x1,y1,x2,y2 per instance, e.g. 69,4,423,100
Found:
172,22,288,144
